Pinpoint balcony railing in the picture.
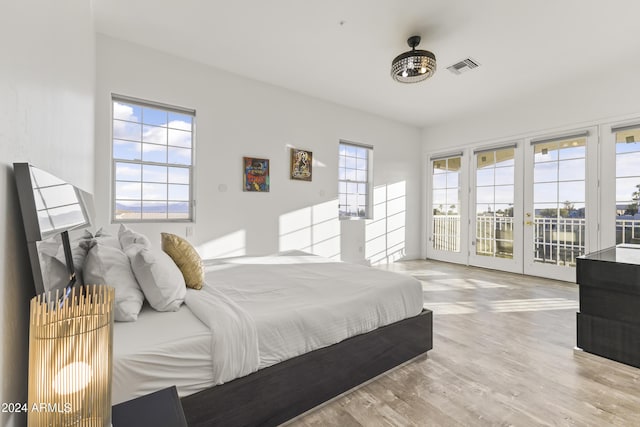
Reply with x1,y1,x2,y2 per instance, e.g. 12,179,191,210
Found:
433,215,640,266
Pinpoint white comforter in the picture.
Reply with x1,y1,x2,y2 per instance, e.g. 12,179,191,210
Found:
185,252,423,384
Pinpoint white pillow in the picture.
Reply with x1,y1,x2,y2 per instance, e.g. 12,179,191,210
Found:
83,242,144,322
118,224,151,253
130,246,186,312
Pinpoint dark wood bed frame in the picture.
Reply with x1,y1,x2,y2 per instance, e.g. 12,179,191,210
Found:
181,309,433,427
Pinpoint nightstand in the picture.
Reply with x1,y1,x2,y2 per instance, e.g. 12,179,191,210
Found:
112,386,188,427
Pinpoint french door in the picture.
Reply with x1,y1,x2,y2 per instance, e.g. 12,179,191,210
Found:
522,129,597,281
428,127,597,281
468,144,523,273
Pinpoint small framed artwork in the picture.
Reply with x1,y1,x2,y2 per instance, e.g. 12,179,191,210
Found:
290,148,312,181
243,157,270,192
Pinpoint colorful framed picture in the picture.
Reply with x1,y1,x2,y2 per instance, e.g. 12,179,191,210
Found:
243,157,270,192
290,148,312,181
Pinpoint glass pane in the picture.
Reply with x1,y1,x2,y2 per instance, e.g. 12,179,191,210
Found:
115,162,141,181
433,189,446,205
143,165,167,183
476,186,494,205
494,166,514,185
534,183,558,203
558,181,584,203
433,160,447,173
495,185,514,204
346,169,356,181
446,188,458,205
115,181,141,200
558,159,585,181
432,174,447,189
143,125,167,144
168,184,189,201
534,162,558,183
114,200,141,220
113,140,141,160
142,107,167,126
142,183,167,200
534,141,559,162
113,120,141,141
168,202,189,219
476,152,495,168
476,168,494,187
168,112,192,131
169,167,190,184
616,152,640,177
168,128,192,148
495,148,515,167
446,171,459,188
113,102,141,121
142,202,168,220
616,177,640,205
558,138,586,160
495,204,514,217
356,170,367,181
345,157,356,169
356,158,367,170
142,144,167,163
448,157,461,171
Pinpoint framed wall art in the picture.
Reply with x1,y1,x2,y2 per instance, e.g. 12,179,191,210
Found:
290,148,312,181
243,157,270,192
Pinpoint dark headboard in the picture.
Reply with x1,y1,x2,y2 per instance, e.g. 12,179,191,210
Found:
13,163,94,294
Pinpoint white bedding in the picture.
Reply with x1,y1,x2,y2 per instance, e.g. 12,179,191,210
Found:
113,252,424,403
187,252,423,378
112,304,214,404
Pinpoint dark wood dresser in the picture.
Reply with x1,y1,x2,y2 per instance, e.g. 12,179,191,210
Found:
577,244,640,368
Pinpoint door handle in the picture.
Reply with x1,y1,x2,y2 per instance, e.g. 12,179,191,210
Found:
525,221,533,225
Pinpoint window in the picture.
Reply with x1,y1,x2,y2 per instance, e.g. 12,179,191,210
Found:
111,95,195,222
338,141,372,219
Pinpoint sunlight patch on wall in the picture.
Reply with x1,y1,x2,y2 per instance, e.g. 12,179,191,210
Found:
366,181,407,265
279,199,340,259
197,230,246,259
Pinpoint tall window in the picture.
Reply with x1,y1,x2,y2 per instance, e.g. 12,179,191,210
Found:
431,155,461,252
338,141,372,219
111,96,194,222
613,126,640,244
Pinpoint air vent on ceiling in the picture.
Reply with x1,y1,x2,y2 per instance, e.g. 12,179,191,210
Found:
447,58,480,75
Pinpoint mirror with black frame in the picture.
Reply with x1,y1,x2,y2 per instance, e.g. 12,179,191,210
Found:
13,163,94,295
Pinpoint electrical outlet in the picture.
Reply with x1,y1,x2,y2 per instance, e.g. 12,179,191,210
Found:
186,226,193,237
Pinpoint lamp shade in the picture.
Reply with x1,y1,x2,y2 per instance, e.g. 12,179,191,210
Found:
391,35,436,83
28,285,114,427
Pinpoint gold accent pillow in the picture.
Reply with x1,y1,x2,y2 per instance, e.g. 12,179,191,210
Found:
161,232,204,290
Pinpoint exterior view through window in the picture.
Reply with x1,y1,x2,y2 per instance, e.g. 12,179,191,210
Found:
338,142,371,219
532,136,586,266
475,147,515,258
111,96,194,221
432,156,461,252
614,127,640,244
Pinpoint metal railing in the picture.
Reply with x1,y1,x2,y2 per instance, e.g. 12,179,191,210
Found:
434,216,640,263
617,218,640,244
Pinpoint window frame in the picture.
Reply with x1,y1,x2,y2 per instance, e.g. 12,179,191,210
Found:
111,94,196,223
338,140,373,220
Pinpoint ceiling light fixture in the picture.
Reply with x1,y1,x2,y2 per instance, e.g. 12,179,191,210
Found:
391,35,436,83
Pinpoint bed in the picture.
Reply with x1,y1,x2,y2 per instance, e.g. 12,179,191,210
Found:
14,162,433,427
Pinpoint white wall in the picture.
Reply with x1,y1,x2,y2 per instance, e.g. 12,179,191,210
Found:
95,35,422,265
423,64,640,152
0,1,95,426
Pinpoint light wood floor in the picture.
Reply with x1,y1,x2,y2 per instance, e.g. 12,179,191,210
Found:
287,260,640,426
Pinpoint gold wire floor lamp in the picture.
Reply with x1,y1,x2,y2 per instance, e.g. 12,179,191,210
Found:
28,285,115,427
